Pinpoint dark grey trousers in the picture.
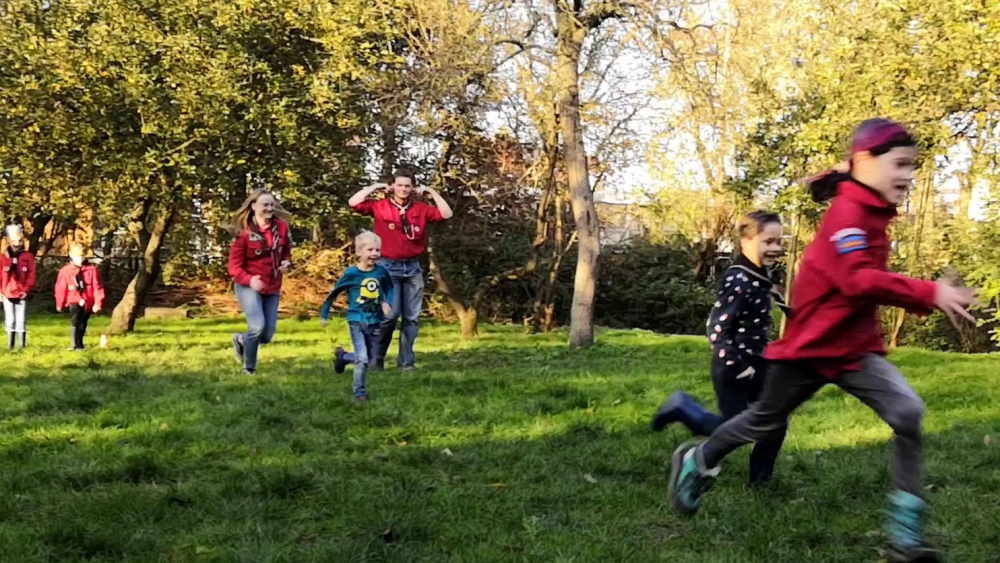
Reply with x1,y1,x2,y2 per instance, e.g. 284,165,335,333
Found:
697,354,925,496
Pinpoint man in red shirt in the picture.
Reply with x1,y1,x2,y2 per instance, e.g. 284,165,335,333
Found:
349,170,453,370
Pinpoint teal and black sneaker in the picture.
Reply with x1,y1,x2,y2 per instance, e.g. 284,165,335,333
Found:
668,441,719,516
886,490,940,562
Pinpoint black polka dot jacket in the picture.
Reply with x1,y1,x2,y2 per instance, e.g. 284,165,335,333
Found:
705,254,791,375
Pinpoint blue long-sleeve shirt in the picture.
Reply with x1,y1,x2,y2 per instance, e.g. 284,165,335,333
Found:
319,265,394,324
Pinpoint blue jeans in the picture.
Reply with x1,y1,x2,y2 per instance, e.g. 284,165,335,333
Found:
345,322,380,397
377,258,424,368
234,283,280,372
3,297,26,333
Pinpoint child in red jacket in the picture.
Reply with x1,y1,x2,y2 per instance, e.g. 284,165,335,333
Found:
55,243,106,351
1,225,37,349
667,119,975,563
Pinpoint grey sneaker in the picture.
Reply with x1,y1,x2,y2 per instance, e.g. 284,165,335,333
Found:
668,441,719,516
232,333,244,364
399,365,417,372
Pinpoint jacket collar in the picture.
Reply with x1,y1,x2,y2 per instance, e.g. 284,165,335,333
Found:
731,253,772,287
838,179,897,215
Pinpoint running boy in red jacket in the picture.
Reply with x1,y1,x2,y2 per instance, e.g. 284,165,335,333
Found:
55,243,106,351
667,119,976,563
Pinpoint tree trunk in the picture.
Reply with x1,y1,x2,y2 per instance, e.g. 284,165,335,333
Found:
779,210,801,339
26,213,51,254
426,238,479,339
890,167,933,348
379,113,400,178
556,3,599,349
108,195,176,334
457,307,479,339
957,172,973,221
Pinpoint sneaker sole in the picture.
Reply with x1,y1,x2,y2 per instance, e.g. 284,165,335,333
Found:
888,547,940,563
668,441,700,517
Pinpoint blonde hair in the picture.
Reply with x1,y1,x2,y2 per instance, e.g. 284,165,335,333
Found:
230,188,292,235
354,230,381,253
68,242,86,257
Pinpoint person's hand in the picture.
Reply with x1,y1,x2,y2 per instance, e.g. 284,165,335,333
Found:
319,317,328,329
56,307,62,313
934,280,977,328
415,186,431,196
736,366,755,379
278,260,291,273
381,302,392,317
93,305,101,313
371,182,389,193
249,276,265,292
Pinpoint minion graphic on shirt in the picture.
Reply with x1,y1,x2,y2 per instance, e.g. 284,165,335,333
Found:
357,278,381,307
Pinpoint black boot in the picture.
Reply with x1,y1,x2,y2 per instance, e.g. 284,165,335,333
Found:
6,332,14,350
18,332,25,349
69,327,80,351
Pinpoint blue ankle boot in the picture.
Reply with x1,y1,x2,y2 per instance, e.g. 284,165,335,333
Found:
886,490,940,562
651,391,723,435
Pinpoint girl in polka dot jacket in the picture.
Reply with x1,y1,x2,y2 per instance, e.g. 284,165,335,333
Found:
652,210,788,485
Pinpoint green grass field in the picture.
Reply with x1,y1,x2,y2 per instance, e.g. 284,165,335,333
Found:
1,315,998,563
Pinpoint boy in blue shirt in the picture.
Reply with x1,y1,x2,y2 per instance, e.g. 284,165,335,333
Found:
320,231,394,402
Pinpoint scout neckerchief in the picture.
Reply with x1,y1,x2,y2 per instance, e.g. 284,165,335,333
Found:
6,246,22,281
71,260,87,305
248,218,281,277
389,198,417,241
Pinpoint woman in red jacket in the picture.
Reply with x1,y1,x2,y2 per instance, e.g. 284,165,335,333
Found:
227,188,293,375
668,119,976,563
1,225,36,349
55,242,106,351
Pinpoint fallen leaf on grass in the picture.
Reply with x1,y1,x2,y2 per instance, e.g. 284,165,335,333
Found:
583,473,598,484
489,482,507,489
441,448,454,456
159,422,170,431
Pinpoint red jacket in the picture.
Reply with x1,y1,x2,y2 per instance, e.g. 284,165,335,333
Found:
0,249,36,300
351,198,445,260
228,218,293,295
765,180,936,378
55,261,106,311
